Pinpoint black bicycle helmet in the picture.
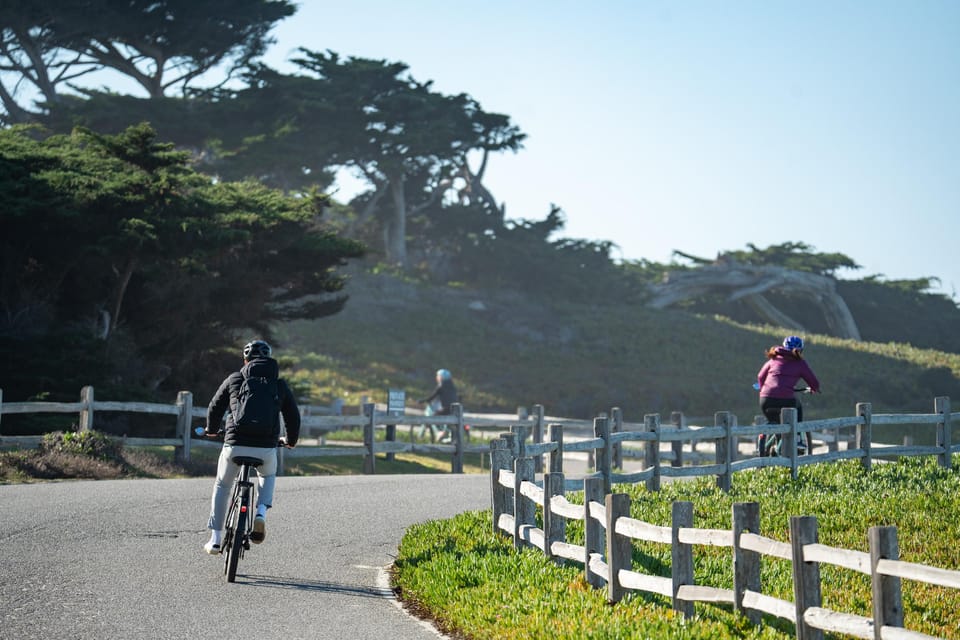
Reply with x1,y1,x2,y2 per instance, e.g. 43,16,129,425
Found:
243,339,272,359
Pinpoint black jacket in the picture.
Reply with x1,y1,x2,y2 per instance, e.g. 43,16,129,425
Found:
422,379,459,415
206,357,301,447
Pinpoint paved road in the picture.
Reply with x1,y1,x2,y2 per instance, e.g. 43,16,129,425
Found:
1,474,490,640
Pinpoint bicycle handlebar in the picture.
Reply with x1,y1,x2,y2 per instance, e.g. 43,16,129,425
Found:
752,383,818,394
193,426,293,448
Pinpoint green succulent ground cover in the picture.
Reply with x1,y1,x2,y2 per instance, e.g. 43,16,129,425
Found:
393,457,960,639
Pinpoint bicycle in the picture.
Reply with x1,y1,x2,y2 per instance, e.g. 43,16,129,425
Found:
221,454,262,583
419,400,445,443
195,426,287,583
755,386,815,457
419,401,470,444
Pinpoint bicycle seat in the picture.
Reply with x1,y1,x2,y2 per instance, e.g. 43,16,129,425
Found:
232,456,264,467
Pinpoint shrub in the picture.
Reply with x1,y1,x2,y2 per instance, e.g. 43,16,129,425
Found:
40,429,122,461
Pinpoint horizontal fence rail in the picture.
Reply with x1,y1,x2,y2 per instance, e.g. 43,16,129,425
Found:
3,387,957,480
489,396,959,639
0,387,585,474
491,454,960,639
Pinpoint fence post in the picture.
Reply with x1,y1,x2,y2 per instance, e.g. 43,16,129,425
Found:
733,502,762,626
584,477,606,589
611,407,623,470
782,407,799,480
645,413,661,491
869,525,904,638
79,385,94,432
670,411,684,467
595,416,612,495
935,396,952,469
510,424,529,460
543,471,566,562
513,456,536,550
174,391,193,463
490,435,515,534
715,411,733,492
362,402,376,474
790,516,824,640
672,501,695,618
548,423,564,473
385,423,396,462
451,402,464,474
532,404,545,473
857,403,873,471
605,493,631,604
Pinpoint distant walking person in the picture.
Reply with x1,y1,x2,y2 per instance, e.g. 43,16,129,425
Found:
202,340,300,554
756,335,820,455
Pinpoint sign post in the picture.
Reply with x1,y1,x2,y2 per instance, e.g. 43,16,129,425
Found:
386,389,405,461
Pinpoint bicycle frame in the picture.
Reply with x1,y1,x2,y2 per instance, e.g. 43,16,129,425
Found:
757,388,814,457
223,457,261,583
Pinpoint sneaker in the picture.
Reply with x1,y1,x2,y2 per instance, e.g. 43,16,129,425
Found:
203,540,221,555
251,515,266,544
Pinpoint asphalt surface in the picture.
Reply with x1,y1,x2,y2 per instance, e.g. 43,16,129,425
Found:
1,474,490,640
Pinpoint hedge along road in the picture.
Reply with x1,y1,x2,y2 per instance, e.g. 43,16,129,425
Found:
1,473,490,640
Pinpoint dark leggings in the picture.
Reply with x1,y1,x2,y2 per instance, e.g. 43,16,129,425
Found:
760,396,803,424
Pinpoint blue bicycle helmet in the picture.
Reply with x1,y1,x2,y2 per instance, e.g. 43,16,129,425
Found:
436,368,452,381
783,336,804,351
243,339,272,359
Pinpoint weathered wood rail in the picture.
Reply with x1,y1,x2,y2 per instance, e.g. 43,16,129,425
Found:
506,398,957,493
0,386,564,473
489,397,960,639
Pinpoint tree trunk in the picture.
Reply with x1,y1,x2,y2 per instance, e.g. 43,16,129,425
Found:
109,255,138,337
386,175,407,267
744,294,807,333
648,262,861,340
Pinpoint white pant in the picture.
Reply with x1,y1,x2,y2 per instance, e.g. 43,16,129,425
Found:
207,444,278,531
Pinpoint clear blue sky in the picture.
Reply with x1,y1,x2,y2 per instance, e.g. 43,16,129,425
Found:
263,1,960,296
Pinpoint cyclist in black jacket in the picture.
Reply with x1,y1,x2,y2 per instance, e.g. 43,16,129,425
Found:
203,340,300,554
419,368,459,415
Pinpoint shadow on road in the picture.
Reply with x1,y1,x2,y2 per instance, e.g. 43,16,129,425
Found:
237,574,392,599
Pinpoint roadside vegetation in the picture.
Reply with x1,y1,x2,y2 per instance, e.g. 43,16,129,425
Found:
0,430,485,483
392,457,960,639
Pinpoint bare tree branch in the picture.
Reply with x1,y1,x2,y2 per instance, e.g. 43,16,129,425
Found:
648,260,861,340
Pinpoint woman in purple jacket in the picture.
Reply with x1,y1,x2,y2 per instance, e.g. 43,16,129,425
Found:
756,336,821,455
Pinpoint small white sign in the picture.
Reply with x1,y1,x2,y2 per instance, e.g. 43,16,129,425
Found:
387,389,405,416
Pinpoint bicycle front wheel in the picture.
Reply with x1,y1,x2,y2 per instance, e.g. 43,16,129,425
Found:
226,507,245,583
221,489,239,577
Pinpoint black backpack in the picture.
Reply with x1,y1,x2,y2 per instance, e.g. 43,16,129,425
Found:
233,371,280,434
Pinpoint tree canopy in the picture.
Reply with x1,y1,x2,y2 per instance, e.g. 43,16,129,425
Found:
0,0,295,122
0,123,364,401
287,49,525,265
38,49,527,266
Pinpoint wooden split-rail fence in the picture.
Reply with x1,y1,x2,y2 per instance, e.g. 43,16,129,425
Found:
489,397,960,639
0,386,568,474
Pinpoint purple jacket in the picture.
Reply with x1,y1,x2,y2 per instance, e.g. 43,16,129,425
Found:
757,347,820,399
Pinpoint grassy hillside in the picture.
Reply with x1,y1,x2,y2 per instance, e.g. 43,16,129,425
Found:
275,269,960,442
